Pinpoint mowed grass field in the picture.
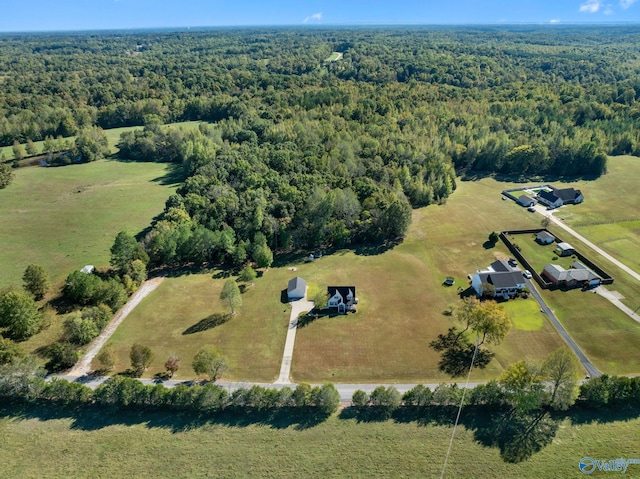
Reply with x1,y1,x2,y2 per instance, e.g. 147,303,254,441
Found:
0,160,177,287
0,120,204,159
94,273,291,381
1,403,639,479
556,155,640,271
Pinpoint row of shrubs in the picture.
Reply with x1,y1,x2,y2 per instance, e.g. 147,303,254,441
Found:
352,375,640,417
0,365,341,417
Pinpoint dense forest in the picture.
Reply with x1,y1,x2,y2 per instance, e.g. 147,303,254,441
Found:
2,26,639,262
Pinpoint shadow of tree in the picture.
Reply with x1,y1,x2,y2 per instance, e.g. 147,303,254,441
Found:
429,327,494,377
0,400,331,434
183,313,232,335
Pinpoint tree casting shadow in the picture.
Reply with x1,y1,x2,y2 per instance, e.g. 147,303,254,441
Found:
183,313,232,335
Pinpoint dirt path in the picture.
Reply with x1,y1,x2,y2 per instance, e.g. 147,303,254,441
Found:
67,277,165,376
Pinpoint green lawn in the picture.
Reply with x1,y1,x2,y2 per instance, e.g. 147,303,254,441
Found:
95,272,291,382
0,159,177,288
1,403,639,479
555,155,640,273
325,52,343,62
511,233,578,274
0,120,204,160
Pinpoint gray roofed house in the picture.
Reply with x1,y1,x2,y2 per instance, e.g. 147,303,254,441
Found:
537,190,563,209
542,262,601,288
551,187,584,204
287,276,306,301
536,230,555,245
327,286,357,314
556,242,575,256
472,260,525,300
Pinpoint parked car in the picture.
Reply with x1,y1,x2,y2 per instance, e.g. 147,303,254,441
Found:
523,270,532,279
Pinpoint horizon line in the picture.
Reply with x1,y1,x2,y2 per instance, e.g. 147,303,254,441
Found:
2,21,640,34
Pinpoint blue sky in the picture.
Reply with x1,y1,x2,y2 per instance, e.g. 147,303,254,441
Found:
1,0,639,32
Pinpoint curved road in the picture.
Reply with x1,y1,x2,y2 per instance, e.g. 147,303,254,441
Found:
524,277,601,378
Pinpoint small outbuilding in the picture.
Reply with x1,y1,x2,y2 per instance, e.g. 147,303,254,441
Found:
80,265,95,274
517,195,536,207
287,276,307,301
556,242,575,256
536,231,555,245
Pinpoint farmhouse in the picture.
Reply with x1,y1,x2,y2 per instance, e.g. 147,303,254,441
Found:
517,195,536,207
536,230,555,245
471,260,526,300
287,276,307,301
542,262,602,288
556,242,575,256
327,286,357,314
536,186,584,209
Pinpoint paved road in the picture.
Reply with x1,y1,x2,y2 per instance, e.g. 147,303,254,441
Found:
537,204,640,283
68,277,165,376
524,277,601,378
275,291,314,384
595,286,640,324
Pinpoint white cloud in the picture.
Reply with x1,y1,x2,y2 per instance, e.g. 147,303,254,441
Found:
620,0,639,8
550,18,561,23
604,4,615,14
579,0,603,12
303,12,323,23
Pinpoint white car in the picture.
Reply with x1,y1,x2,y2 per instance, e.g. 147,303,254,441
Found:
523,270,532,279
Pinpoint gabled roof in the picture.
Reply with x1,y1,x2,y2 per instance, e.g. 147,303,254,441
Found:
552,187,582,202
328,286,356,302
518,194,535,204
536,231,555,242
477,271,524,290
287,276,306,294
557,242,574,251
538,190,561,204
544,263,600,283
489,260,513,273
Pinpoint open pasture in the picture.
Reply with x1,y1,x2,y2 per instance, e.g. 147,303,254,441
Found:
0,160,177,287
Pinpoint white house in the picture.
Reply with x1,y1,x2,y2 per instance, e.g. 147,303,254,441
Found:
327,286,357,314
471,260,526,300
537,187,584,208
537,190,564,209
287,277,306,301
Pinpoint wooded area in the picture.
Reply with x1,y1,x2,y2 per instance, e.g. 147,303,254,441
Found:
2,26,638,260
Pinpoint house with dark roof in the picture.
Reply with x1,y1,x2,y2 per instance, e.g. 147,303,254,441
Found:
536,186,584,208
536,230,555,245
287,277,306,301
542,262,601,288
327,286,357,314
517,195,536,207
471,260,526,300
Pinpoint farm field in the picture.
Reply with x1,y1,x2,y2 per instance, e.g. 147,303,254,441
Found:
1,402,639,479
0,159,177,287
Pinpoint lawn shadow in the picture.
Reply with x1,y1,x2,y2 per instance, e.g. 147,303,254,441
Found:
0,400,330,434
183,313,232,335
148,162,186,186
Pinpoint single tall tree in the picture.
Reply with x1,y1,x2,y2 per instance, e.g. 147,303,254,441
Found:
192,346,229,382
12,140,25,161
541,347,580,411
0,290,42,340
0,162,14,189
22,264,50,300
220,278,242,314
129,343,154,375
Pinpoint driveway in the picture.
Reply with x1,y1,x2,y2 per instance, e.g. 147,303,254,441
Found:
536,204,640,283
275,291,314,384
68,277,165,376
524,278,601,378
